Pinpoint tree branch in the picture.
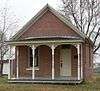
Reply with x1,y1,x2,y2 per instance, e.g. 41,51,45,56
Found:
93,28,100,46
93,42,100,53
88,23,98,38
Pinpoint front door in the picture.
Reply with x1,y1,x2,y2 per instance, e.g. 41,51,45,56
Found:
60,48,71,76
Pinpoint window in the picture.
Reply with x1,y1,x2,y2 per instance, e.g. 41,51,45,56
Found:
29,47,39,67
29,47,33,67
34,48,39,67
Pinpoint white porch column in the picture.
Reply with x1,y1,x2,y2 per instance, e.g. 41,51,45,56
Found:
8,46,11,79
81,44,83,80
16,47,19,79
32,45,35,79
51,45,55,80
11,46,14,78
77,44,81,80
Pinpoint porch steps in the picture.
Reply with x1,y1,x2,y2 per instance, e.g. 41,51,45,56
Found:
8,79,83,84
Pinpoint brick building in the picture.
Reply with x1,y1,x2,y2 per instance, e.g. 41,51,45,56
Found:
7,4,93,83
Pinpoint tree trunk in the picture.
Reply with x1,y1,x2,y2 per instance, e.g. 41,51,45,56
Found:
0,61,3,76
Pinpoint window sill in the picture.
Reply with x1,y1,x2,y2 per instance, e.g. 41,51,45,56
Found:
26,67,39,71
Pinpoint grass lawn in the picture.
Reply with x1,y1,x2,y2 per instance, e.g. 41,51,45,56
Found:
0,74,100,91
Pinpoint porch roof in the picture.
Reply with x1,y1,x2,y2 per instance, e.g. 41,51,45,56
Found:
6,38,84,45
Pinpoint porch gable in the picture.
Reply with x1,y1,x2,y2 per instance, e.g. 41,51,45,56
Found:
10,4,86,41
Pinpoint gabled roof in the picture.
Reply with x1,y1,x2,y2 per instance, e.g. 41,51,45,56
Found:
10,4,87,41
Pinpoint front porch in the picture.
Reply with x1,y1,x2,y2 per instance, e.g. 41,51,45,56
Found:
8,40,83,83
9,77,82,84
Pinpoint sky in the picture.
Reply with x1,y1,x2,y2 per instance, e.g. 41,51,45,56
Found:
1,0,61,26
1,0,100,62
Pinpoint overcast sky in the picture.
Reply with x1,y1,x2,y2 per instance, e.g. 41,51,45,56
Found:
1,0,61,26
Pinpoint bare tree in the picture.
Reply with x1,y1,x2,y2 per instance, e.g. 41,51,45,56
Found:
61,0,100,54
0,7,18,76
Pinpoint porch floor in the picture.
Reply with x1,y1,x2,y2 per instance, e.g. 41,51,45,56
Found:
9,77,83,84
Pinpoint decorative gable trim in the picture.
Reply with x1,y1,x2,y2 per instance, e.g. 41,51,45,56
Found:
10,4,87,41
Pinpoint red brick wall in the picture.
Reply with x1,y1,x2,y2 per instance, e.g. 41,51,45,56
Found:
35,45,52,78
54,46,61,77
18,10,81,40
71,46,78,77
11,59,16,78
82,41,93,81
17,46,32,77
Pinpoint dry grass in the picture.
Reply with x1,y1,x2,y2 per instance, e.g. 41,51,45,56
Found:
0,75,100,91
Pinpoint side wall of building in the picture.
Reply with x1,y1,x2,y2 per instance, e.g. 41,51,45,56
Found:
83,39,93,81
